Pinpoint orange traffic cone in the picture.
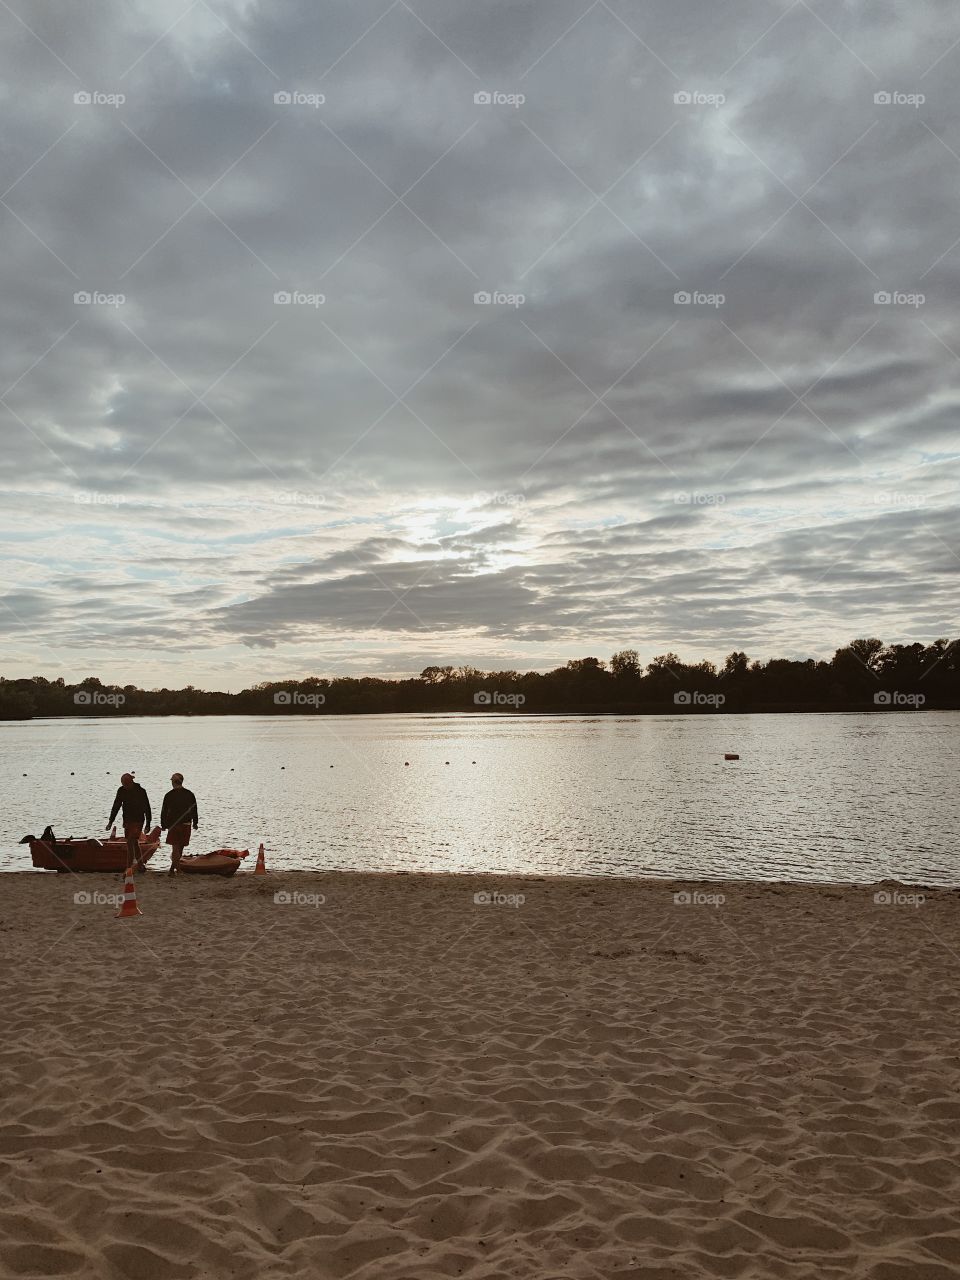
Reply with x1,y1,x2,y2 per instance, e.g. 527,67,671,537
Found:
115,867,142,918
253,843,266,875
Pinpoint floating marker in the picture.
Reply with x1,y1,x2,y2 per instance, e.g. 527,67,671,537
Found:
404,762,409,766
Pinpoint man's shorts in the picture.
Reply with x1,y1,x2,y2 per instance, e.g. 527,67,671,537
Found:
123,822,143,841
166,823,192,847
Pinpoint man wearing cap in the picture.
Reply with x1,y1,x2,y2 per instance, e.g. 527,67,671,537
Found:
107,772,153,872
160,773,199,875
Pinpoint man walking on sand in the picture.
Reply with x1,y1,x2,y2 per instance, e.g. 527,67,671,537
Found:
107,772,152,872
161,773,199,875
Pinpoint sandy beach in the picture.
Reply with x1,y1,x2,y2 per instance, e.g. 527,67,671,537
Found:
2,869,959,1280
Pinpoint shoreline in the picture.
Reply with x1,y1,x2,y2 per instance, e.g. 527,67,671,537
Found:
6,704,957,720
9,865,960,896
6,866,958,892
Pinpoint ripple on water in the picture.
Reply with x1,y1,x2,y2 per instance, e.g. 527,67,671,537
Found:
2,712,958,883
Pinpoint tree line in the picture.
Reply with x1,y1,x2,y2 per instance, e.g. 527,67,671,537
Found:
0,638,957,718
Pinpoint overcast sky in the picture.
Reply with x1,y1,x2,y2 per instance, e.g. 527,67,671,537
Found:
0,0,957,689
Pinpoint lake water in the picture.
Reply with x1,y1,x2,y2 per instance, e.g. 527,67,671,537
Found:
2,712,958,884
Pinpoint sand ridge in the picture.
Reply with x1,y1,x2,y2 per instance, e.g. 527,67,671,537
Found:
1,870,959,1279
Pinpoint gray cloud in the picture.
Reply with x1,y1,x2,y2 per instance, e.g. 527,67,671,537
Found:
0,0,957,686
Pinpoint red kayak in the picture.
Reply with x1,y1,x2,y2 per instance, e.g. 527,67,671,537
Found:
177,849,249,877
27,827,162,873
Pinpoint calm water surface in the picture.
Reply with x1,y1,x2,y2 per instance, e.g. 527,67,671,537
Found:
2,712,958,884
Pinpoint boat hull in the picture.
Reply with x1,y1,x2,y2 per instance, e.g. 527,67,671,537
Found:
177,851,246,877
30,828,161,873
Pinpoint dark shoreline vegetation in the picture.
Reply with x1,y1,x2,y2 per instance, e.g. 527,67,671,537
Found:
1,639,958,718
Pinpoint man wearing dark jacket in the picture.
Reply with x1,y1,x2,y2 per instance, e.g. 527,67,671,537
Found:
107,772,152,872
160,773,199,875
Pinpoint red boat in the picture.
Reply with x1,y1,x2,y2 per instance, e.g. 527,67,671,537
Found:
177,849,249,877
26,827,162,873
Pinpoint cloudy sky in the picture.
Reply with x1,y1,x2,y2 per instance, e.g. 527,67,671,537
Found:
1,0,957,688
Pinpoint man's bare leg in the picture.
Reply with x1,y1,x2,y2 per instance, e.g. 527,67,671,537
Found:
169,841,185,875
126,833,147,872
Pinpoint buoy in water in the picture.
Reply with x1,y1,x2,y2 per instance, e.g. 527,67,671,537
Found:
404,762,409,766
724,753,740,761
